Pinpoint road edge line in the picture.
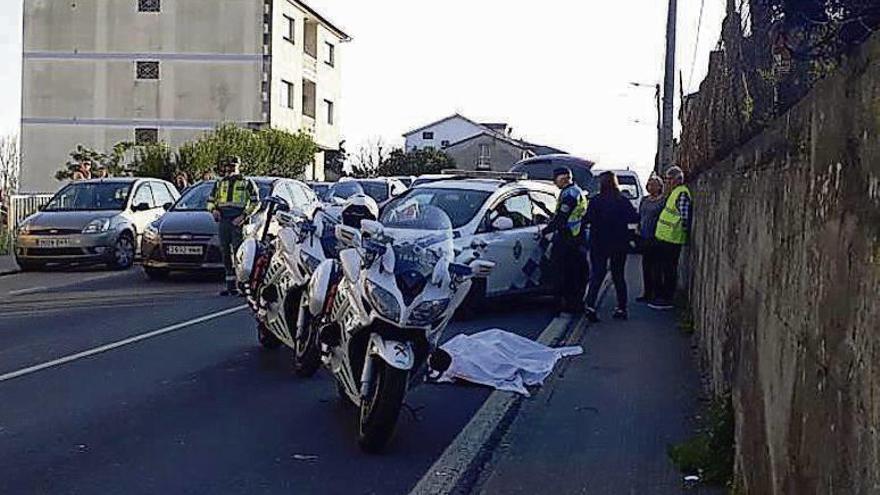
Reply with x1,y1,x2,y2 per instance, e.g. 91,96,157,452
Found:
408,312,575,495
0,304,248,383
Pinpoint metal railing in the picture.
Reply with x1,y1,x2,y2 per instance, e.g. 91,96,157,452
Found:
4,193,54,235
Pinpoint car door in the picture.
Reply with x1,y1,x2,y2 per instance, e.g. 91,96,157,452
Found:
528,190,559,291
127,182,161,245
477,191,540,297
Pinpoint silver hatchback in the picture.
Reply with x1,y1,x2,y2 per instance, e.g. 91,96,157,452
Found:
14,178,179,271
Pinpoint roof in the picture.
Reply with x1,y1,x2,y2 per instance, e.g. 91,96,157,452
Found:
79,177,144,184
512,153,595,169
444,131,533,151
412,177,556,194
402,113,485,137
288,0,351,41
516,140,568,156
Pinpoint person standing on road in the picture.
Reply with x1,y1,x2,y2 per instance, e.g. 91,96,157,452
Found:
206,156,259,296
637,175,665,303
650,166,692,311
583,171,639,322
174,172,190,192
541,167,589,314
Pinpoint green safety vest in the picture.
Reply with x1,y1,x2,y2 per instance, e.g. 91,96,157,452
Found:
655,184,691,245
207,176,258,215
559,184,588,238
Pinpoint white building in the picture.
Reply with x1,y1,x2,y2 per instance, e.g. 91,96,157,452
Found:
20,0,349,192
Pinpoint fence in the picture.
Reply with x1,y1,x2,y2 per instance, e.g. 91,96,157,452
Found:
4,193,54,235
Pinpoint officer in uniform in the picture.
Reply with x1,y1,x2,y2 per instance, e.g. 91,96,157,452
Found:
542,167,589,313
206,156,259,296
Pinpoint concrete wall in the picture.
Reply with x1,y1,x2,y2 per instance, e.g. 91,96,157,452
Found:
21,0,264,192
444,134,529,172
404,116,485,151
688,33,880,494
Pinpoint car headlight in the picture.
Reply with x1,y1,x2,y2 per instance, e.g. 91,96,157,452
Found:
18,222,32,235
300,251,321,273
365,279,401,322
82,218,111,234
408,298,451,327
144,222,160,242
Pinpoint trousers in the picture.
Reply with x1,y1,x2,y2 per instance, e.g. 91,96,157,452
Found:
640,238,663,300
551,237,588,312
656,241,682,302
218,219,244,290
584,250,628,310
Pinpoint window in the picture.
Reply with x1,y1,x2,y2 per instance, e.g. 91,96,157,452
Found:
325,42,335,66
283,15,295,43
282,80,294,109
138,0,160,12
151,182,175,206
325,99,334,125
136,61,159,79
131,184,156,209
422,131,434,140
477,144,492,170
135,128,158,145
286,182,308,207
441,140,450,148
302,79,316,118
530,191,557,224
489,194,533,229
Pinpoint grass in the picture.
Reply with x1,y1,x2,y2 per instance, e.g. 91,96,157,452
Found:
668,395,735,488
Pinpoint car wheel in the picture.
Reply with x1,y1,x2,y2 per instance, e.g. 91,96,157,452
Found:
144,266,169,280
108,233,135,270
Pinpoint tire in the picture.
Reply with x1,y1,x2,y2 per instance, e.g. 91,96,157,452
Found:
457,279,487,320
358,360,408,453
16,259,45,272
108,233,135,270
257,321,282,350
293,293,321,377
144,266,169,280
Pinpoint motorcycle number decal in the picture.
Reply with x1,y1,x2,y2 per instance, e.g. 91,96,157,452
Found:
393,343,407,357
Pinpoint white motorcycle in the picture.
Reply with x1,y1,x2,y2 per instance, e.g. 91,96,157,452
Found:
303,205,494,452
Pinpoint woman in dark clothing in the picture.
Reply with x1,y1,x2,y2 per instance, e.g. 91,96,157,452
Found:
583,172,640,321
637,175,665,303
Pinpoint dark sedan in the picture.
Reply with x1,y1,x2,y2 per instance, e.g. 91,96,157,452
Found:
141,177,318,279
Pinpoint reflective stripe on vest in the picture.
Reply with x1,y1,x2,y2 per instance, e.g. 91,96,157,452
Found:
213,178,254,209
655,185,691,245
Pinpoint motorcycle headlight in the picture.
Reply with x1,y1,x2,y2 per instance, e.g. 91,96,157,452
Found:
300,250,321,273
82,218,111,234
143,222,160,242
365,279,401,322
408,298,451,327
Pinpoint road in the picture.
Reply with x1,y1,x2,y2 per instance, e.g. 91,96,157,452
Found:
0,267,554,495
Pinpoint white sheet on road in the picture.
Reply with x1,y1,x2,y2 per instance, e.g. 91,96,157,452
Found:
437,328,583,396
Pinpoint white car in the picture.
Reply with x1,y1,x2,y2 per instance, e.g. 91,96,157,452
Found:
381,176,559,301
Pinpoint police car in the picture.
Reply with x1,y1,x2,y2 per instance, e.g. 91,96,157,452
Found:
380,171,560,301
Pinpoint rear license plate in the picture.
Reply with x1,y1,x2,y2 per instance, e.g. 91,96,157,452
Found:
167,245,204,256
36,238,71,248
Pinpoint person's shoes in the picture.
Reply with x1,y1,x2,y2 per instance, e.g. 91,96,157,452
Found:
585,307,600,323
636,295,649,303
612,307,628,320
648,300,674,310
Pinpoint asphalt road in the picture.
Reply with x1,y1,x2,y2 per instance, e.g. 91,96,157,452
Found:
0,266,554,495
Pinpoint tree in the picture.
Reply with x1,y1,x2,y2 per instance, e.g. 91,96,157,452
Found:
129,143,177,181
375,148,455,177
0,134,19,196
350,138,388,178
55,142,134,181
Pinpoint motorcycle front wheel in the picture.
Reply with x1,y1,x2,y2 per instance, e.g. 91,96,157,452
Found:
256,321,282,350
293,292,321,377
358,360,408,453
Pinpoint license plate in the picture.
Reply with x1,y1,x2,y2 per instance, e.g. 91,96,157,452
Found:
37,238,71,248
167,245,204,256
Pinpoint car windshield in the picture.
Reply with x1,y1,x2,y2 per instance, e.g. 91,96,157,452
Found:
381,187,491,229
360,182,389,203
43,182,133,211
171,180,271,211
616,175,640,199
326,181,365,203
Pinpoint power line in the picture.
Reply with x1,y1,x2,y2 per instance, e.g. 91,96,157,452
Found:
686,0,707,92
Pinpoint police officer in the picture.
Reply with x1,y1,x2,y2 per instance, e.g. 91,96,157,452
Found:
206,156,259,296
542,167,589,314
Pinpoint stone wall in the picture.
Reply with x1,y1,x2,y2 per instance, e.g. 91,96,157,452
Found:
688,32,880,494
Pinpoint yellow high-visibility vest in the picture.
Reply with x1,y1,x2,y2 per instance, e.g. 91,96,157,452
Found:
655,185,691,245
207,177,258,215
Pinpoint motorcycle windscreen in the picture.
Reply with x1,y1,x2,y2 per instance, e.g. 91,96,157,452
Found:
382,204,454,305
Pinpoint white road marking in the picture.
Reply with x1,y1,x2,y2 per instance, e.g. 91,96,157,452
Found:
0,305,248,383
7,286,48,296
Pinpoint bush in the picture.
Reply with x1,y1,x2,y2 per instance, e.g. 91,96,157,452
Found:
668,396,735,486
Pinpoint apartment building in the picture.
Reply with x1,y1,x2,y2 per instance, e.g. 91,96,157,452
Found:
20,0,349,192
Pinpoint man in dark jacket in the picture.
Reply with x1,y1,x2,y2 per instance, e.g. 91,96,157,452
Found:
541,167,589,314
583,171,639,321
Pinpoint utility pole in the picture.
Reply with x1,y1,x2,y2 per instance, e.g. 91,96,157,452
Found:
658,0,677,175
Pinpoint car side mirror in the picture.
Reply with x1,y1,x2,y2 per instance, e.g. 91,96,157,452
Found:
469,259,495,278
491,216,515,231
133,202,151,212
162,202,173,211
335,224,361,248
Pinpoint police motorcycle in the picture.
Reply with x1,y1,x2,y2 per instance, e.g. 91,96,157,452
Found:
235,195,296,349
302,203,494,452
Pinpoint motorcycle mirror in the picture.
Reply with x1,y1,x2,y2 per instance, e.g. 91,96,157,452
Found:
335,224,360,248
469,259,495,278
361,219,384,238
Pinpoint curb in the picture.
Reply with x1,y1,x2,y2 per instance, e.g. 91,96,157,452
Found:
409,279,613,495
409,313,576,495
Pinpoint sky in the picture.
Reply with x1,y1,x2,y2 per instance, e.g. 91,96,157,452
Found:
0,0,726,182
